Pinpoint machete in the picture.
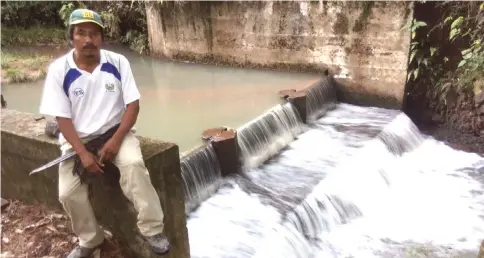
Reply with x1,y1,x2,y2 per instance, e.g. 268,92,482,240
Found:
29,124,121,175
29,151,77,175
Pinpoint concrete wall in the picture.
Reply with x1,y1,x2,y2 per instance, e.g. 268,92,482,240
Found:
0,109,190,258
146,1,413,108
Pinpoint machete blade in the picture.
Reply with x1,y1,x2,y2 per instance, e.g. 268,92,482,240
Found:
29,151,77,175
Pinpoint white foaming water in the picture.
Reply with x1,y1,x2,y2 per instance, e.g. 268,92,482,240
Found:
237,103,304,171
313,138,484,258
186,103,484,258
187,182,282,258
306,77,338,121
181,145,223,214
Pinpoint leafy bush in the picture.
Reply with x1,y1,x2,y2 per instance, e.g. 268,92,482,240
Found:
2,1,150,53
406,2,484,96
1,1,64,28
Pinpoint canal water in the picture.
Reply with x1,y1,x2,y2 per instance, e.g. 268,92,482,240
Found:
181,81,484,257
4,45,483,257
1,45,320,152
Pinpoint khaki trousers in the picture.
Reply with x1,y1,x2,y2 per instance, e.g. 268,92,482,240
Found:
58,132,165,248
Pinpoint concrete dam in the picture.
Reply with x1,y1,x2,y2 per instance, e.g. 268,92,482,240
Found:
3,76,483,257
1,1,484,258
179,77,484,258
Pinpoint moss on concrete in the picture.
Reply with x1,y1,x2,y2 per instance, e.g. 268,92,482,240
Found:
333,13,349,35
353,2,374,33
167,50,330,75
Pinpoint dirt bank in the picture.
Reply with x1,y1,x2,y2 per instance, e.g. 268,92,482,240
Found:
420,124,484,156
405,84,484,156
1,199,132,258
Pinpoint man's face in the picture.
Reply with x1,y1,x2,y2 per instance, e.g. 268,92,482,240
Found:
72,22,103,59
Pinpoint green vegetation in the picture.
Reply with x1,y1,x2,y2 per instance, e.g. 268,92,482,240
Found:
0,1,150,84
1,27,66,46
406,1,484,98
1,51,55,84
1,1,149,54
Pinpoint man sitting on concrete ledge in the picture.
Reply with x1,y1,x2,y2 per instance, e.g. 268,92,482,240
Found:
38,8,170,258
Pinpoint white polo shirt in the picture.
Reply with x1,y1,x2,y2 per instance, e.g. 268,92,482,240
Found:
39,49,140,144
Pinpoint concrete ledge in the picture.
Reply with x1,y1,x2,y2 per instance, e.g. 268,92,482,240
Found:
1,109,190,258
201,127,239,177
335,78,402,110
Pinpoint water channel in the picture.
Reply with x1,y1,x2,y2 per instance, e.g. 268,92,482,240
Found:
3,45,483,257
1,45,320,152
181,80,484,258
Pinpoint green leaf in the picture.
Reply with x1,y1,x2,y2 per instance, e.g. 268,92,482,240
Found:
413,21,427,29
409,50,417,63
423,58,429,67
458,60,466,67
450,16,464,30
461,48,472,55
480,3,484,9
463,52,473,60
412,31,416,39
449,28,460,41
407,71,413,81
413,68,419,80
410,42,419,50
430,47,437,56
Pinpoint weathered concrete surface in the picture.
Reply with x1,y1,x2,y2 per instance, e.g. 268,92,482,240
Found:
202,127,239,177
146,1,412,108
1,109,190,258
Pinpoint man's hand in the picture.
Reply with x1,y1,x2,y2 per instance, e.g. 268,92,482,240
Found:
79,151,104,173
56,117,103,174
97,100,139,164
98,138,122,164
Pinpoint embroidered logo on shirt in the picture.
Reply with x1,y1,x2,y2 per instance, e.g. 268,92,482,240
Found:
105,82,115,92
73,88,85,98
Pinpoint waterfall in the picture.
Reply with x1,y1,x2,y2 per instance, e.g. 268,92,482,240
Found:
237,102,304,171
376,113,426,155
306,77,338,121
255,112,430,256
183,70,484,258
180,144,222,214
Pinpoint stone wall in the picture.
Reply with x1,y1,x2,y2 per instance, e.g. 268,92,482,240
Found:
146,1,413,108
0,109,190,258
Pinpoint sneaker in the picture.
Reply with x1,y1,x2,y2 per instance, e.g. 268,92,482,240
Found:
66,243,102,258
144,233,171,255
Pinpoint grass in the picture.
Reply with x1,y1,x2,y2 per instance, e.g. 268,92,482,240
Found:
1,26,66,47
1,26,69,84
1,51,54,84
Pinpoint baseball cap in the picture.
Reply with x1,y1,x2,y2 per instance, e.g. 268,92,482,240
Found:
69,8,104,28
